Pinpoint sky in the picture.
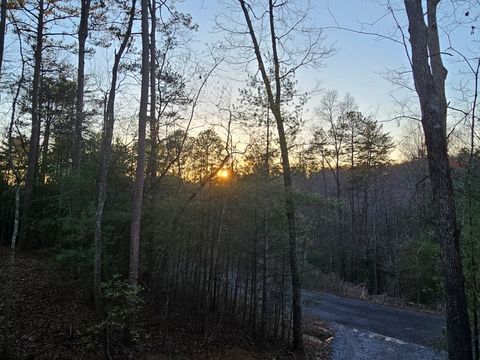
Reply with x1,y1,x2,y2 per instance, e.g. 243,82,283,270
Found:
174,1,409,133
172,0,477,144
1,0,476,158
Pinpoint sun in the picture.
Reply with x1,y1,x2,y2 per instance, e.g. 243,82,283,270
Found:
217,168,230,180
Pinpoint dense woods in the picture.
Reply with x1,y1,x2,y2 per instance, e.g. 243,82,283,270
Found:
1,1,480,359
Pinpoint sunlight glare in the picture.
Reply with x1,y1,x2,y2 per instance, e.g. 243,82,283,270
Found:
217,169,230,180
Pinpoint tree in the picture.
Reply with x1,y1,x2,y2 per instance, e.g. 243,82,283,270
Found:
0,0,6,78
162,129,194,179
6,36,25,251
356,116,394,169
20,0,45,245
236,0,331,355
128,0,149,285
310,92,357,279
148,0,156,180
146,5,196,180
404,1,472,359
13,0,75,245
355,115,394,293
72,0,92,173
37,75,77,184
313,91,357,203
191,129,225,181
93,0,137,313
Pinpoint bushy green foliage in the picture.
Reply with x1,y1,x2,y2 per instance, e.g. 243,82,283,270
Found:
0,177,14,245
452,152,480,325
101,274,144,342
54,247,94,267
45,174,97,266
398,232,443,304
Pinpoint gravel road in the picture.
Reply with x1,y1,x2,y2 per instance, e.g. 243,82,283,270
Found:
302,291,447,360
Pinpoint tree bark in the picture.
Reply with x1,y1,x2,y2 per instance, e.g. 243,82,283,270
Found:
40,116,51,185
7,39,24,250
128,0,149,285
93,0,137,315
0,0,7,78
2,27,24,357
147,0,158,179
238,0,305,355
404,1,472,359
72,0,91,173
21,0,44,246
260,208,268,342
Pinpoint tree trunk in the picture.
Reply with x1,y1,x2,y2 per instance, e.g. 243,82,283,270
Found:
147,0,158,179
260,208,268,342
21,0,44,246
250,213,258,335
372,215,378,295
0,0,7,78
2,29,24,356
93,0,137,315
207,213,215,306
243,266,250,326
280,247,286,340
40,116,51,185
274,107,304,354
7,53,24,250
232,256,241,313
128,0,149,285
238,0,305,354
224,234,231,311
474,303,479,360
404,1,472,359
72,0,91,173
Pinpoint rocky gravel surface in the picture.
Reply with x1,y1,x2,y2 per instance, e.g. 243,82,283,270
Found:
302,291,446,360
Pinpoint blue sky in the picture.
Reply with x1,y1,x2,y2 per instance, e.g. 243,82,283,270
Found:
174,1,410,132
173,0,477,142
2,0,474,152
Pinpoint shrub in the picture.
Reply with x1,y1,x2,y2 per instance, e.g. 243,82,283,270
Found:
101,274,144,344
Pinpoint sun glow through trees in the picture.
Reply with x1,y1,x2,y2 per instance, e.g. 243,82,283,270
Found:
217,168,230,180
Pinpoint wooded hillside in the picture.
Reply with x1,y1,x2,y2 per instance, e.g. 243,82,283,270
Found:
1,1,479,359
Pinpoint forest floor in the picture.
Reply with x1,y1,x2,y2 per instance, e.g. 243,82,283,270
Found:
0,247,331,360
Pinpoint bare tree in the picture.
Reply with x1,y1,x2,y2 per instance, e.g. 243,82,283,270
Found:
236,0,331,356
129,0,150,285
20,0,45,245
93,0,137,313
147,0,156,180
72,0,92,173
0,0,6,78
404,0,472,358
1,22,25,357
311,91,357,278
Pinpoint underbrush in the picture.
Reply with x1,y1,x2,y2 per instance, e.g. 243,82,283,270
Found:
0,247,331,360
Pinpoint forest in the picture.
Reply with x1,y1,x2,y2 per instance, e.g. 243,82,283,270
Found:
0,0,479,360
